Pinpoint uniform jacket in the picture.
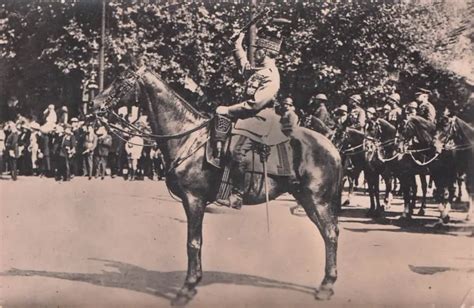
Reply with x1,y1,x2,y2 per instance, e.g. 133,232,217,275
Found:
418,101,436,123
5,131,19,158
314,103,335,128
59,134,76,158
228,46,280,120
96,134,113,157
388,107,402,127
349,106,366,129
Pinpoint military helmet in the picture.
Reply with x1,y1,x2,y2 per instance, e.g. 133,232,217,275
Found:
315,93,328,101
366,107,376,115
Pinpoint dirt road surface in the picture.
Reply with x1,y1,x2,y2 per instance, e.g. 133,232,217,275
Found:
1,177,473,307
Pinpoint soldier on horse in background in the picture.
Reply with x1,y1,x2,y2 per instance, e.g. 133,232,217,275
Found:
215,26,283,209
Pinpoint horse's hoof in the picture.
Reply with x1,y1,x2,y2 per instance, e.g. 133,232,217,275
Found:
342,199,350,207
315,287,334,301
466,214,471,222
417,208,425,216
171,288,197,306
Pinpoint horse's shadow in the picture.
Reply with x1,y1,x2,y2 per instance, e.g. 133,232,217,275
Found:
1,258,314,303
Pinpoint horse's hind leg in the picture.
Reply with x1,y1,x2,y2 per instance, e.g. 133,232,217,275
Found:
172,194,205,306
295,192,339,301
418,174,427,216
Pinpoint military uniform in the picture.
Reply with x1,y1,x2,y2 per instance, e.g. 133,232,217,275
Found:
216,32,281,209
349,106,366,130
418,101,436,123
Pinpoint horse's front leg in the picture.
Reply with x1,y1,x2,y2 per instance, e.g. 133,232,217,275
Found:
172,194,205,306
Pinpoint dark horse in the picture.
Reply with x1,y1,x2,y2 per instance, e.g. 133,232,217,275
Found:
92,63,342,305
397,116,456,222
364,118,398,216
437,116,474,221
333,127,365,208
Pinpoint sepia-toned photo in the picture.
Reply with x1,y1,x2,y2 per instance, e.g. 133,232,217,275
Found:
0,0,473,307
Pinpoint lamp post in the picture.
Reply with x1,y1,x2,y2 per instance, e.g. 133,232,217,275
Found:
99,0,106,91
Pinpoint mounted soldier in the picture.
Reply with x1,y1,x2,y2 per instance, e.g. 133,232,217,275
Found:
387,93,402,128
347,94,366,131
416,88,436,124
215,27,282,209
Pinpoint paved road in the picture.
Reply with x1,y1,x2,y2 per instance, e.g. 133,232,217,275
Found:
1,176,473,307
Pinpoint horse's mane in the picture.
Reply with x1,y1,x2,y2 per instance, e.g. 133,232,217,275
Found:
405,115,436,145
147,70,209,120
310,116,333,136
346,127,365,144
377,118,396,136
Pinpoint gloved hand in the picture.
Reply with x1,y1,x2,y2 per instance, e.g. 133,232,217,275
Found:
216,106,230,116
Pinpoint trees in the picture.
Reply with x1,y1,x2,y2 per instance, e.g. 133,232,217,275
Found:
0,0,471,121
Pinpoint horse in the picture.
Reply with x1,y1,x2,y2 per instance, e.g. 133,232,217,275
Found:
92,62,342,305
397,116,456,222
437,116,474,221
364,118,398,216
333,127,366,209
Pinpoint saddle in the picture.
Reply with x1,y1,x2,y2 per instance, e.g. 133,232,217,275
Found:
206,114,295,202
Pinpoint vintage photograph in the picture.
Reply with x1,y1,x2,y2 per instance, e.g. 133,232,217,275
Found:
0,0,473,307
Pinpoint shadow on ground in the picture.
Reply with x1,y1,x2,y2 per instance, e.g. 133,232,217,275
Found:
1,258,314,303
339,207,474,237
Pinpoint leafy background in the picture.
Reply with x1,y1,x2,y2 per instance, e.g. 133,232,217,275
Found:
1,0,473,121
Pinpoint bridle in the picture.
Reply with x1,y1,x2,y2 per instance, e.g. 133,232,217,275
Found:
94,66,212,144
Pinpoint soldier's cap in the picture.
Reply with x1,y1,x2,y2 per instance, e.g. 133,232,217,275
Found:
415,87,431,96
336,104,348,113
383,104,392,110
366,107,376,114
253,36,282,54
315,93,328,101
388,93,400,104
407,101,418,109
71,117,79,123
349,94,362,105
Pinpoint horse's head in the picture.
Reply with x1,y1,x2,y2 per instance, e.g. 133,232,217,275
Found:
399,115,436,147
92,65,147,114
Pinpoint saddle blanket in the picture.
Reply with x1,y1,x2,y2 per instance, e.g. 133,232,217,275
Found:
233,108,289,145
206,135,293,177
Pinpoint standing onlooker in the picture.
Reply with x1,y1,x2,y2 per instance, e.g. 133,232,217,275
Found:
57,125,76,181
125,134,144,181
37,127,51,177
150,143,165,181
17,123,31,175
5,122,20,181
95,126,112,180
108,125,123,178
70,118,83,177
29,122,41,175
82,124,97,180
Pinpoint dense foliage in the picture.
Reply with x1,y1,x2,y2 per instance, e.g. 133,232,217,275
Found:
0,0,472,120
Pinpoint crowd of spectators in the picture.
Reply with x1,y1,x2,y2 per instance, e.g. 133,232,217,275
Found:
0,105,166,182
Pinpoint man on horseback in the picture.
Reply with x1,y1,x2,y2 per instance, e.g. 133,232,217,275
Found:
387,93,402,128
348,94,366,131
416,88,436,124
215,29,282,209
